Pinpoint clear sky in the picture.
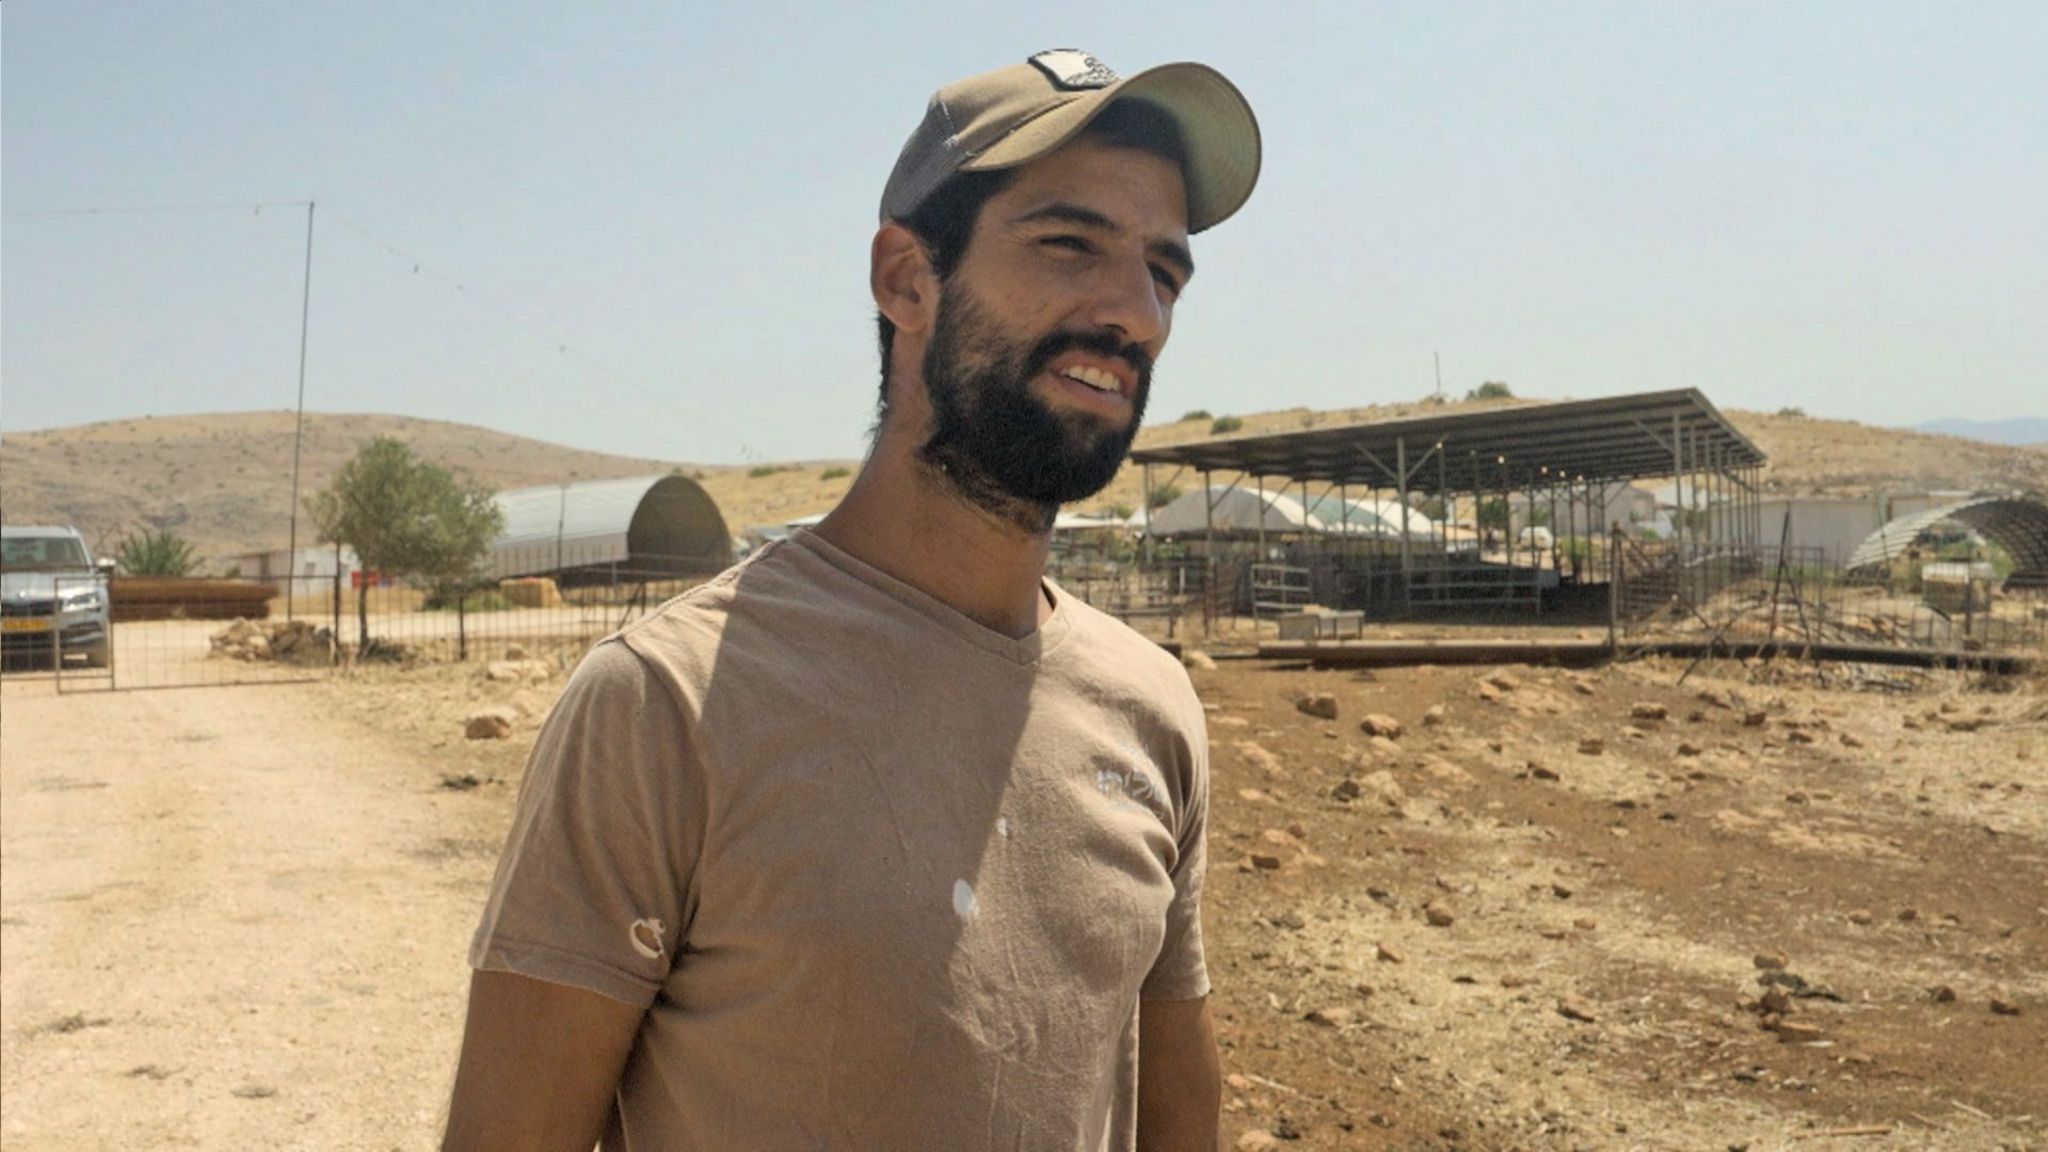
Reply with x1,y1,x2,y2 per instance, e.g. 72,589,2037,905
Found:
4,2,2043,465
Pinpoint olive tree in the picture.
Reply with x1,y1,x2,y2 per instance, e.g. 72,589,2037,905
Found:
307,437,504,654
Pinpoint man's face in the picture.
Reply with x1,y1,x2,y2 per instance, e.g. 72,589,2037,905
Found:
916,137,1192,528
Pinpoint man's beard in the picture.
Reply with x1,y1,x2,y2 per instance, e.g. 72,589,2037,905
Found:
917,284,1152,534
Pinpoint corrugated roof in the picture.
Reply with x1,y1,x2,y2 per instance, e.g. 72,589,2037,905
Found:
1131,389,1764,492
494,474,672,548
1845,497,2048,582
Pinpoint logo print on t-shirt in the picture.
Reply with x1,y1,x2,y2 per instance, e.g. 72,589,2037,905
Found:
629,917,667,961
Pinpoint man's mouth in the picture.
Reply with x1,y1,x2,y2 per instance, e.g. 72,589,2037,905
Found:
1057,365,1122,393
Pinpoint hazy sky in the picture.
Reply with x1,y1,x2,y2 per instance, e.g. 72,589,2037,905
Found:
5,2,2043,465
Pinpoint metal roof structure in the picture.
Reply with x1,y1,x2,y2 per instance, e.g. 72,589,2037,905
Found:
1129,389,1764,493
489,473,732,582
1844,496,2048,586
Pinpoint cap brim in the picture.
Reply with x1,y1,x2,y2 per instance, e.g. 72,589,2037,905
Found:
962,62,1261,234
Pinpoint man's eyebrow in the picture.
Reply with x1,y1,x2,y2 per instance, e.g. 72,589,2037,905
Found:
1013,201,1195,280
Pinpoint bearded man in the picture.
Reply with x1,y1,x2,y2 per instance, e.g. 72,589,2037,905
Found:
444,49,1261,1152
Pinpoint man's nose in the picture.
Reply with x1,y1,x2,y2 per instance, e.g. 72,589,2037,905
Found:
1083,255,1167,348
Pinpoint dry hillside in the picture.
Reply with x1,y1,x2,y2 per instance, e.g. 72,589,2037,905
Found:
3,399,2042,570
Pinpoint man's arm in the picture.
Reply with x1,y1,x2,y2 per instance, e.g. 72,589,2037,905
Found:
442,970,646,1152
1136,995,1222,1152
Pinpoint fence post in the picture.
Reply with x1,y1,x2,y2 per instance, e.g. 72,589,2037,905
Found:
457,587,468,662
1607,523,1620,652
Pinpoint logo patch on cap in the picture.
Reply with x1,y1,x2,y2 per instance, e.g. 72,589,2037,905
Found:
1029,49,1119,91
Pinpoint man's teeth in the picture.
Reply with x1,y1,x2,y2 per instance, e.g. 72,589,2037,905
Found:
1061,366,1119,392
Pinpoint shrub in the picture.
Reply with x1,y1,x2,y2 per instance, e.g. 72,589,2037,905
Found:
748,464,794,479
116,527,200,577
1466,381,1513,401
1209,416,1243,435
820,467,851,481
1180,409,1212,422
1776,407,1807,418
1148,484,1184,510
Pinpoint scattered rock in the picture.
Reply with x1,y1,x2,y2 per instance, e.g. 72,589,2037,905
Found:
1840,732,1864,749
439,773,484,791
1990,998,2022,1016
231,1082,278,1099
1424,903,1456,928
1329,779,1362,802
1847,909,1873,926
464,709,516,740
1775,1021,1825,1043
1234,741,1286,777
1557,996,1597,1023
1296,693,1339,720
1249,853,1284,871
1576,738,1604,756
1754,952,1788,971
1375,943,1405,964
1236,1131,1281,1151
1477,681,1503,702
1358,771,1406,808
1759,987,1792,1016
1304,1006,1356,1028
1677,742,1704,757
1421,704,1448,727
1573,917,1598,931
1359,713,1404,740
1743,711,1769,728
1550,882,1573,899
1484,669,1522,691
1529,762,1561,781
485,659,552,683
1630,702,1669,721
1930,985,1956,1004
1182,650,1218,672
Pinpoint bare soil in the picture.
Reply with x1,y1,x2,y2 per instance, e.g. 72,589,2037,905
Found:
3,648,2042,1150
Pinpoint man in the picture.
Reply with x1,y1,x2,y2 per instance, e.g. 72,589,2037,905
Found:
444,50,1261,1151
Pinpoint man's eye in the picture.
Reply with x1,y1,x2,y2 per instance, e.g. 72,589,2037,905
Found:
1151,266,1183,297
1040,235,1093,253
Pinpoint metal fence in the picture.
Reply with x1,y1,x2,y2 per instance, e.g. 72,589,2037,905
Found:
1611,538,2048,658
34,549,714,693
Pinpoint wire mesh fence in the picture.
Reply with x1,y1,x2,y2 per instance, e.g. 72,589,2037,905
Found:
38,544,719,692
1612,538,2048,659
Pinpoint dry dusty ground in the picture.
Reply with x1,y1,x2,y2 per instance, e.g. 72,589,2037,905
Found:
2,642,2043,1150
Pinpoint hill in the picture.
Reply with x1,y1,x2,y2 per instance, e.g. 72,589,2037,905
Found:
1912,417,2048,447
4,400,2044,570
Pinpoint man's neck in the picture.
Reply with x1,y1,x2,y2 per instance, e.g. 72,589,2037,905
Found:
813,423,1055,641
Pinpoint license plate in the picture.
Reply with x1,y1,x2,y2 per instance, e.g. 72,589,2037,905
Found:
1,617,52,633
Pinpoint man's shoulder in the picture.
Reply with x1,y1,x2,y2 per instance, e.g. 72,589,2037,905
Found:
1057,591,1198,695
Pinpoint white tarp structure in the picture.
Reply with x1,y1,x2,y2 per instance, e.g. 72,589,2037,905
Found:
1304,495,1439,539
489,474,732,580
1143,485,1323,537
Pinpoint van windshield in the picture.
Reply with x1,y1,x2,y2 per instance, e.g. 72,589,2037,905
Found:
1,536,91,570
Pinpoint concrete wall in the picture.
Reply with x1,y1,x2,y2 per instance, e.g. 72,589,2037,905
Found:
1756,497,1885,564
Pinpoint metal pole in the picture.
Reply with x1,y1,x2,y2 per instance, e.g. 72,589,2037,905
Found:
1396,437,1412,603
285,200,315,622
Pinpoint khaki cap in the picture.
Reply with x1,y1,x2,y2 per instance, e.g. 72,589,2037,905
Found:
880,49,1261,235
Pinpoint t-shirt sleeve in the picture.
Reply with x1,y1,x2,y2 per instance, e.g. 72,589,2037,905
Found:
469,639,703,1007
1141,682,1211,1001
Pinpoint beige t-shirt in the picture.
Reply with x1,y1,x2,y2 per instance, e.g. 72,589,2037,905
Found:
470,530,1210,1151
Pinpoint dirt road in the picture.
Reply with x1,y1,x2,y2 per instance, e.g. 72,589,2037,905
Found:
0,676,504,1150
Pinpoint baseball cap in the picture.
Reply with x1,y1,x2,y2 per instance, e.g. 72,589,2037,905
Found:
880,49,1261,235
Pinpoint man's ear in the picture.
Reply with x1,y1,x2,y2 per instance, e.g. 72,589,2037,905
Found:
871,223,937,337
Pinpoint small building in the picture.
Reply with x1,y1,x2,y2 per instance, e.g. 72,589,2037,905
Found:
235,545,360,592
